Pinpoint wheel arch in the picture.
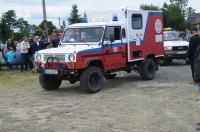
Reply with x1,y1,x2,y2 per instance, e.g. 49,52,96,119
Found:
144,54,158,70
85,59,104,72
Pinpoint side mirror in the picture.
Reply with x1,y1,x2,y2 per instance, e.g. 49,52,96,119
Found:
110,35,115,43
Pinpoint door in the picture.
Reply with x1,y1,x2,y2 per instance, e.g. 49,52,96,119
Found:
126,11,147,62
103,26,126,70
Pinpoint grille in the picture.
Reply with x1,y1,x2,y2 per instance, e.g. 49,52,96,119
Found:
172,46,188,51
44,54,65,62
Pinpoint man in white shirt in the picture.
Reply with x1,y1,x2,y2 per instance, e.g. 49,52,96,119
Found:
19,36,30,71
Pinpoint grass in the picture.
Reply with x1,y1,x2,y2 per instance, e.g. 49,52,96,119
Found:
0,70,38,89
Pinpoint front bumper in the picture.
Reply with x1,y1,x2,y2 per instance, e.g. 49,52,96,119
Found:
37,67,79,79
164,51,187,60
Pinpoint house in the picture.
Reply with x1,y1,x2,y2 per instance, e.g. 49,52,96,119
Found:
188,12,200,30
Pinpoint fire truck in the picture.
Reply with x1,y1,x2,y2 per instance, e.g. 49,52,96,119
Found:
35,9,164,93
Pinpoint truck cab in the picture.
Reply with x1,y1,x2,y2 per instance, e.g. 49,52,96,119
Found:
35,10,164,93
163,31,189,65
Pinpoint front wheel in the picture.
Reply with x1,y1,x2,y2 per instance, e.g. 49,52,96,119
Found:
80,66,103,93
140,59,156,80
39,73,62,90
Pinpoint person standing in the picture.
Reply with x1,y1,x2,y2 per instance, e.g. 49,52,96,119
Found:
187,28,200,82
28,35,34,69
6,39,16,51
31,36,46,69
51,33,60,48
194,44,200,93
0,40,6,63
19,36,30,71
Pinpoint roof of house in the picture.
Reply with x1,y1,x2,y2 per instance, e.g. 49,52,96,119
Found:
188,13,200,24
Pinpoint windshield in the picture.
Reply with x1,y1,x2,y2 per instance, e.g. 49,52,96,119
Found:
164,32,182,41
61,27,104,44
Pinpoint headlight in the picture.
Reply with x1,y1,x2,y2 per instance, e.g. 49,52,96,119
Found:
36,54,42,61
165,47,172,51
68,54,75,62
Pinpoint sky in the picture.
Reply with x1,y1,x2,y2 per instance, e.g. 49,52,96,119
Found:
0,0,199,28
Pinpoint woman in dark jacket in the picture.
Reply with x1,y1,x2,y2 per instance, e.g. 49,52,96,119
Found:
6,39,16,51
194,45,200,93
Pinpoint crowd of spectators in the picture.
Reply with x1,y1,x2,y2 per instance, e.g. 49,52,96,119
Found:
0,33,60,72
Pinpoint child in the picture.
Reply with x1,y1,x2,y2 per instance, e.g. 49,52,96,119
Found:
5,48,15,69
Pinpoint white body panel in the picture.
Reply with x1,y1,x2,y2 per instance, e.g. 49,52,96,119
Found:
164,41,189,47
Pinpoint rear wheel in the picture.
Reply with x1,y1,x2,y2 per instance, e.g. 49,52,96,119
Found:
140,59,156,80
104,73,116,79
39,73,62,90
80,66,103,93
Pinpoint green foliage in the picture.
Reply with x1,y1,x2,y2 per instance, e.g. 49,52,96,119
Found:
162,3,187,31
0,10,17,42
32,24,44,36
68,4,82,25
16,18,29,32
170,0,188,16
39,20,56,35
140,2,191,31
140,4,160,10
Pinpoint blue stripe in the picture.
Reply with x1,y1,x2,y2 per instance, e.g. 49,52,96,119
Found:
79,42,127,53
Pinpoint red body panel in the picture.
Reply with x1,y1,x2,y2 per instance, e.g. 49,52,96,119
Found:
129,14,164,60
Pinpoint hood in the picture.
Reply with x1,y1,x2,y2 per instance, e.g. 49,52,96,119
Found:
164,40,189,47
37,44,101,54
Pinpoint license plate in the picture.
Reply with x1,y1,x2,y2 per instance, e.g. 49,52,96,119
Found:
44,69,58,75
176,51,187,54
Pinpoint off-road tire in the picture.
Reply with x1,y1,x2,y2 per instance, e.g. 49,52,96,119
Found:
80,66,103,93
140,59,156,80
39,73,62,90
104,73,116,79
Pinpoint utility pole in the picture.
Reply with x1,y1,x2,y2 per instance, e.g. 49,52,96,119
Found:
58,17,61,29
42,0,48,37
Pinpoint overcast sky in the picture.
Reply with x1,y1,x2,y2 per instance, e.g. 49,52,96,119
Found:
0,0,199,28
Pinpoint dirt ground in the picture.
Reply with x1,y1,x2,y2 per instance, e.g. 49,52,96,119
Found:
0,60,200,132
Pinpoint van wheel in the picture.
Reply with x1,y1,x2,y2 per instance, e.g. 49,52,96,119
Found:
140,59,156,80
39,73,62,90
160,59,169,66
104,73,116,79
80,66,103,93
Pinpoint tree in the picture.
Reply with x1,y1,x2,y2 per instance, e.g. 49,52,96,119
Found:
16,18,29,32
162,3,186,31
68,4,82,24
0,10,17,42
187,7,196,16
170,0,188,16
140,4,160,10
39,20,56,35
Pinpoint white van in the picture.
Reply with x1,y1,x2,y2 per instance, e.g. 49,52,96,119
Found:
162,31,189,65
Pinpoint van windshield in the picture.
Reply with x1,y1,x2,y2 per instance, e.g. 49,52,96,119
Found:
61,27,104,44
164,32,182,41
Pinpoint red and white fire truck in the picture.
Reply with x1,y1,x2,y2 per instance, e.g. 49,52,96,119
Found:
35,9,164,93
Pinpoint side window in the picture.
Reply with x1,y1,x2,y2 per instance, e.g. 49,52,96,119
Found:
132,14,143,29
104,27,121,42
